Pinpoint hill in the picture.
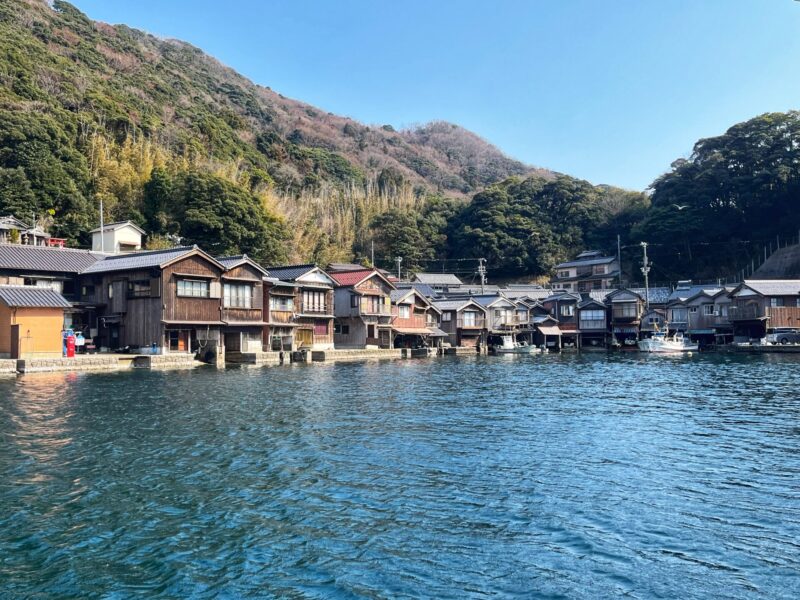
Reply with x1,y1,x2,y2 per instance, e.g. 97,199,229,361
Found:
0,0,550,261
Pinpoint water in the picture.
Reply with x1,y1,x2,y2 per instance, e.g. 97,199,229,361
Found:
1,353,799,599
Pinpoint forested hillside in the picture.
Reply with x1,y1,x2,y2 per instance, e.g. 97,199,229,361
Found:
0,0,797,280
0,0,547,262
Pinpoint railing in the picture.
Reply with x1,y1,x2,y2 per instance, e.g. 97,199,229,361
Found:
611,309,640,321
298,302,329,314
579,319,606,330
457,317,486,329
490,316,523,329
729,305,761,321
359,300,391,316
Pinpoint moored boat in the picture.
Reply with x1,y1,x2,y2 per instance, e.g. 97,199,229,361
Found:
494,335,542,354
638,331,697,353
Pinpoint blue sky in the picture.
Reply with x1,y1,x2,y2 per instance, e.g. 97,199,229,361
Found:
72,0,800,190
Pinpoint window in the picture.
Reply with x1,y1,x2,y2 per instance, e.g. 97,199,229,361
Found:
560,304,574,317
612,303,638,318
442,312,452,322
462,311,477,326
721,306,728,316
302,291,326,313
796,299,800,308
559,270,570,278
269,296,294,311
314,320,328,335
670,308,688,322
770,298,785,308
81,285,95,297
648,316,660,324
398,305,410,319
593,265,606,275
224,283,253,308
128,280,151,298
581,310,605,321
177,279,209,298
108,283,113,299
351,295,359,308
689,306,698,313
703,304,714,316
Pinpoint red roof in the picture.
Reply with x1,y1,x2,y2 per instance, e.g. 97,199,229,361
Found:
329,269,376,287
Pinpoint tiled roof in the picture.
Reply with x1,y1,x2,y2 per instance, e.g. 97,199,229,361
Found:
543,292,581,303
217,255,268,275
666,285,720,303
327,262,368,272
264,264,317,281
0,244,102,274
390,289,414,303
396,282,438,298
82,246,200,274
413,272,463,285
741,279,800,296
630,286,671,305
330,269,379,287
0,285,72,308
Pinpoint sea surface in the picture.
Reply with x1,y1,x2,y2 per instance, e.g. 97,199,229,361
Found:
1,353,799,599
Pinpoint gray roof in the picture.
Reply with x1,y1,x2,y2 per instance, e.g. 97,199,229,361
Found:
666,285,720,303
0,244,102,274
390,289,414,303
217,255,268,275
396,282,438,298
264,263,317,281
741,279,800,296
502,288,553,300
89,220,145,234
0,285,72,308
630,286,671,305
413,272,463,286
555,255,616,269
432,299,483,311
82,246,202,274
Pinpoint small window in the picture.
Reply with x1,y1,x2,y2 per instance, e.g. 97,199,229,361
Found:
128,280,151,298
689,306,698,313
398,305,410,319
224,283,253,308
442,312,452,322
703,305,714,315
269,296,294,311
770,298,785,308
560,304,574,317
177,279,209,298
81,285,95,297
351,295,359,308
108,283,113,299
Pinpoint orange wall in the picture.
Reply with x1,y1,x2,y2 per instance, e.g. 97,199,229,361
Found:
0,305,65,358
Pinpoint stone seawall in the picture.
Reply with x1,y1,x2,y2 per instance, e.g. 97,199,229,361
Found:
0,359,17,376
444,347,479,356
16,353,201,374
311,348,406,362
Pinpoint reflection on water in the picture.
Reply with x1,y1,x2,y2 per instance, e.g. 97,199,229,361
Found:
1,353,799,598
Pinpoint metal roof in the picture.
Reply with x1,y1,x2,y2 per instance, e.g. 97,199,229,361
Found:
264,263,317,281
740,279,800,296
432,299,484,312
0,244,102,274
554,255,617,269
666,285,720,303
82,246,212,274
395,282,438,299
89,220,146,234
412,273,463,286
0,285,72,308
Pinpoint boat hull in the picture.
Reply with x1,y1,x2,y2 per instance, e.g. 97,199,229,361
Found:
638,339,698,353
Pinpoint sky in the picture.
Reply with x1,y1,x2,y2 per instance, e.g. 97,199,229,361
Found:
71,0,800,191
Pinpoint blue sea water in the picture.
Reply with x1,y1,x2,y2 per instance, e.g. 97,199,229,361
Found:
1,353,799,598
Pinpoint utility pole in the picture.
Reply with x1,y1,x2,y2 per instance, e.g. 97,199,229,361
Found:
617,234,622,287
477,258,487,294
640,242,650,310
395,256,402,280
371,240,375,267
99,198,104,254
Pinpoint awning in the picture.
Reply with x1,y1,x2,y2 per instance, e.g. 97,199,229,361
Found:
427,327,449,337
536,325,562,336
391,327,431,335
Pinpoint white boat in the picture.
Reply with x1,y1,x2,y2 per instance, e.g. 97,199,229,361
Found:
494,335,541,354
638,331,698,353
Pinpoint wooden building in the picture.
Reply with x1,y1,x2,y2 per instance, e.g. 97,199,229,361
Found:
389,288,443,348
543,292,581,348
550,250,619,292
263,264,336,350
80,246,227,359
729,279,800,340
605,289,644,346
330,269,395,348
639,308,666,338
0,286,71,359
432,298,487,349
576,297,609,349
217,255,268,357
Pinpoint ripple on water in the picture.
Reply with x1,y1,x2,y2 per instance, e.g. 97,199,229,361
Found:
0,353,799,598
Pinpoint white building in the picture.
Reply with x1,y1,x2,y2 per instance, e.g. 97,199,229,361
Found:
90,221,144,254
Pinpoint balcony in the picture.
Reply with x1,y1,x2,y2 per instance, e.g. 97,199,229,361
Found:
457,317,486,329
298,302,330,315
490,315,524,330
728,305,763,321
356,299,391,316
579,319,607,330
